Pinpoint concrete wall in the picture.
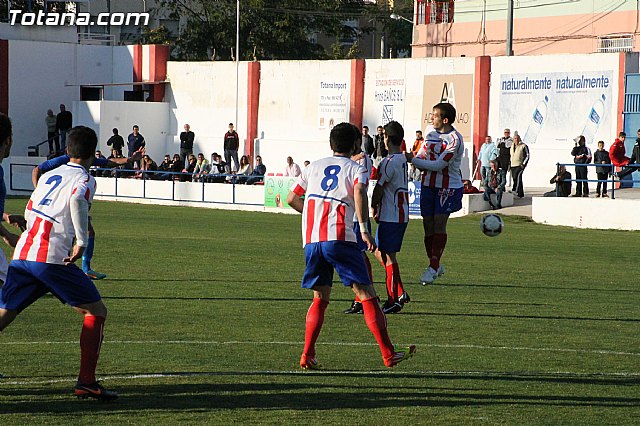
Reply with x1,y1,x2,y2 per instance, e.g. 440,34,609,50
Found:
165,61,249,159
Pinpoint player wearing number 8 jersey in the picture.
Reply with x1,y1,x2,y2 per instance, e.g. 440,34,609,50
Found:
287,122,415,369
0,126,117,401
408,102,464,285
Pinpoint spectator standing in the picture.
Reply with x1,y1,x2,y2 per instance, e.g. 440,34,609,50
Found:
496,128,513,148
246,155,267,185
127,125,145,157
106,128,125,157
495,134,511,186
45,109,58,155
372,125,388,171
509,132,529,198
224,123,240,173
411,130,424,155
571,135,592,197
594,140,611,197
616,130,640,179
478,136,497,187
362,125,374,156
55,104,72,152
284,156,302,177
483,160,505,209
544,165,572,197
179,124,195,165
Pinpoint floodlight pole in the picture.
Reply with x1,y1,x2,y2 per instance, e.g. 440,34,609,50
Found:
506,0,514,56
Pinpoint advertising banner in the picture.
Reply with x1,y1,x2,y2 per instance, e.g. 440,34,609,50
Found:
499,71,613,147
264,176,297,208
373,77,406,126
422,74,474,141
318,79,349,129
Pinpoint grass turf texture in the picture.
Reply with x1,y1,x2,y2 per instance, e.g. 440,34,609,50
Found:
0,198,638,424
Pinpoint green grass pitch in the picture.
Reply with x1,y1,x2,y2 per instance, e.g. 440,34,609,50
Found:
0,198,638,424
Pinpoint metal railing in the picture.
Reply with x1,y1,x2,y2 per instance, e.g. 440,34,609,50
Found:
555,162,640,199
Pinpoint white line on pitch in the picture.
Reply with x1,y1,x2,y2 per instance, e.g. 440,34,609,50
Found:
2,370,639,386
0,340,638,357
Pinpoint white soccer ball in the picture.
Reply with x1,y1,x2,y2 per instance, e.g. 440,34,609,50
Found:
480,213,504,237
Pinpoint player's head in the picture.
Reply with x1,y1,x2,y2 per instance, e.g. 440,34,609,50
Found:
330,122,359,155
432,102,456,130
67,126,98,160
383,120,404,147
0,113,13,159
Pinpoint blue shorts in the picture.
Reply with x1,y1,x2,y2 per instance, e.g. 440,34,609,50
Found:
420,187,463,217
375,221,408,253
353,220,372,252
0,260,101,312
302,241,371,289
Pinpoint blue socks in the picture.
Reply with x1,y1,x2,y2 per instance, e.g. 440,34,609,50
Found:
82,237,95,272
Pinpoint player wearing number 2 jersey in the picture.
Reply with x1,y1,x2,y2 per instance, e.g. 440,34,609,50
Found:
372,121,410,314
0,126,117,401
287,122,415,369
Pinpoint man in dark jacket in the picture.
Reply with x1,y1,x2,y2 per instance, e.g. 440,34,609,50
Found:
56,104,72,152
246,155,267,185
570,135,592,197
593,140,611,197
495,137,511,186
224,123,240,173
616,129,640,180
362,126,374,156
544,165,572,197
106,128,125,157
179,124,195,165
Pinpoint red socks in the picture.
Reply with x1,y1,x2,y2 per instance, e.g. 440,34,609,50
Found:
78,315,105,384
302,298,329,358
361,297,394,360
429,233,448,270
384,263,404,301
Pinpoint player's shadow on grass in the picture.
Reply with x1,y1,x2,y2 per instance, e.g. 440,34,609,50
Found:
1,372,638,415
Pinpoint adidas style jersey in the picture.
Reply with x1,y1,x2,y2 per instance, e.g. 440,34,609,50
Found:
14,163,96,264
376,153,409,223
291,155,369,246
352,152,372,223
414,125,464,189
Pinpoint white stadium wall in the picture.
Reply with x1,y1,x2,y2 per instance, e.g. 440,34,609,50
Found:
7,40,133,156
165,61,249,160
488,53,622,188
256,60,352,172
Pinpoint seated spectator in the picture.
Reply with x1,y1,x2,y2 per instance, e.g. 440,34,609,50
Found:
193,153,211,182
544,165,572,197
284,156,301,177
235,155,253,184
107,150,130,178
483,160,505,209
136,154,158,180
463,179,480,194
91,150,107,177
408,163,421,182
246,155,267,185
208,153,227,183
182,154,197,182
158,154,172,173
609,132,630,167
160,154,183,180
616,130,640,180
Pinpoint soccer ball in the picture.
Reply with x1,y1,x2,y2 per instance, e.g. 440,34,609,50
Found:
480,213,504,237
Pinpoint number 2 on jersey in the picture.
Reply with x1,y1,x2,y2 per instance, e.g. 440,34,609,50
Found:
38,174,62,206
321,165,341,191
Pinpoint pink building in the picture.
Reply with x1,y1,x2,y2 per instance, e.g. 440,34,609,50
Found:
412,0,639,58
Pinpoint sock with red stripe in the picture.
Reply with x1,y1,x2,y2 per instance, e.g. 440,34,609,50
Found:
390,262,404,297
361,297,394,360
430,233,448,270
78,315,105,385
302,298,329,358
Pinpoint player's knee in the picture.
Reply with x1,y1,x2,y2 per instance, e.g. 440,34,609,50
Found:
353,283,376,299
0,309,17,331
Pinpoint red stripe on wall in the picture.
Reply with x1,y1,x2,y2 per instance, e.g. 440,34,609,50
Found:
305,199,315,245
246,61,261,160
0,39,8,115
473,56,491,180
133,45,143,85
35,220,53,262
349,59,365,128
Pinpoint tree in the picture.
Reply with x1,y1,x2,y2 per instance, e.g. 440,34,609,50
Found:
155,0,370,60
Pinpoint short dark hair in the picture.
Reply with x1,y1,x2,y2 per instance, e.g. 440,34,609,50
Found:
133,125,139,130
416,130,422,134
330,122,359,154
434,102,457,125
363,125,369,130
112,128,118,134
384,121,404,147
0,113,12,145
67,126,98,160
619,131,626,137
229,123,234,126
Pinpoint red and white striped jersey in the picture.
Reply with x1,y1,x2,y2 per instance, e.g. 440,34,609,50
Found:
376,153,409,223
352,152,372,223
414,125,464,189
291,155,369,246
14,163,96,264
